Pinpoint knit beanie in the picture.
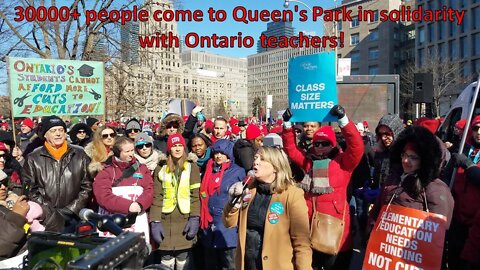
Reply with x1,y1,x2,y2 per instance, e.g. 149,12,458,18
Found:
126,118,141,131
134,132,153,146
264,133,283,148
472,115,480,127
416,117,440,134
455,119,467,130
86,117,99,128
246,124,262,140
21,118,34,129
313,126,337,146
167,134,186,152
41,116,66,136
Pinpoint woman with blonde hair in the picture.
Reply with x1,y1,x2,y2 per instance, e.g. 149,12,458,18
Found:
223,146,312,270
84,125,116,177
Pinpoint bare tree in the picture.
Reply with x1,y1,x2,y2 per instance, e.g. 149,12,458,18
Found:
400,51,471,117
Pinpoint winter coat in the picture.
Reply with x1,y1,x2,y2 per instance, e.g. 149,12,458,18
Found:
370,174,454,228
233,138,255,172
84,142,113,177
154,114,196,154
223,183,312,270
0,205,27,259
282,121,364,252
16,131,36,153
22,144,92,232
150,156,201,251
93,157,153,214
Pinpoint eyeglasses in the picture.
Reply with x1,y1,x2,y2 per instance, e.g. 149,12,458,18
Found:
313,141,331,147
102,132,116,139
0,153,7,159
401,152,420,162
166,123,179,129
78,130,86,134
472,126,480,132
136,143,152,150
127,129,140,134
0,179,8,188
378,131,394,137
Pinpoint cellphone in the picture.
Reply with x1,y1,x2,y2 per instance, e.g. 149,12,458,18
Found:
282,108,292,121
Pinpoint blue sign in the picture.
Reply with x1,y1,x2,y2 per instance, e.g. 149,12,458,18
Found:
288,52,338,122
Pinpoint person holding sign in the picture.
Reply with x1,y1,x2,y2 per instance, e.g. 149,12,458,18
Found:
223,146,312,270
281,105,364,270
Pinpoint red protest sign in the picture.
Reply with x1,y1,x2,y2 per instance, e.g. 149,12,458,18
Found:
363,204,447,270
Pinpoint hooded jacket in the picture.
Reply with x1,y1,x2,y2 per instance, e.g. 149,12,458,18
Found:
154,114,196,154
372,114,404,188
68,123,93,148
233,138,255,172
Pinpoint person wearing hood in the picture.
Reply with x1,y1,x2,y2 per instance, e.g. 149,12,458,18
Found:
134,132,161,174
16,118,36,153
155,110,197,154
149,134,201,269
233,124,264,173
281,105,364,270
200,139,245,270
93,136,153,240
68,123,93,148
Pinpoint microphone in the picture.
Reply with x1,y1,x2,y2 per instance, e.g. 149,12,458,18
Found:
79,208,123,236
230,170,255,206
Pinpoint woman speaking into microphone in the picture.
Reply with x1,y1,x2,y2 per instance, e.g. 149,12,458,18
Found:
223,146,312,270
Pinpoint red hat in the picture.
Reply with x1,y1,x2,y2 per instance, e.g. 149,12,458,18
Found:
246,124,262,140
205,120,214,130
455,119,467,130
416,117,440,134
21,118,34,129
313,126,337,146
0,142,8,152
226,130,232,136
182,116,189,123
231,125,241,135
472,115,480,127
229,117,238,127
260,124,268,136
363,121,369,128
167,134,186,152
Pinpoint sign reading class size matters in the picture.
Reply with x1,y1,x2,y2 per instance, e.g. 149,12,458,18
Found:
7,57,105,117
363,204,447,270
288,52,338,122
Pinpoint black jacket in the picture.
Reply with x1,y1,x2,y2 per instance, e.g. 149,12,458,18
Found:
0,206,27,259
22,144,93,232
233,139,255,172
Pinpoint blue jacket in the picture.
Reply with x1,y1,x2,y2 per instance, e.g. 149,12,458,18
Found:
201,139,246,248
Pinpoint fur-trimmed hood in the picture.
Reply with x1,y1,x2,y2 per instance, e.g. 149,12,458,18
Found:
158,114,185,137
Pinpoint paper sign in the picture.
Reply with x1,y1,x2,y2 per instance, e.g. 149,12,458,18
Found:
7,57,104,117
363,204,447,270
288,52,338,122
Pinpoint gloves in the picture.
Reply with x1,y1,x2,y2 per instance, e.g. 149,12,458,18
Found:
229,182,252,209
151,221,165,244
330,105,348,128
183,216,200,240
452,153,474,169
282,108,292,122
229,181,244,197
192,106,204,116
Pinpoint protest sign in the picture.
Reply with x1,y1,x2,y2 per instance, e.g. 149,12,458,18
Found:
287,52,338,122
7,57,104,117
363,204,447,270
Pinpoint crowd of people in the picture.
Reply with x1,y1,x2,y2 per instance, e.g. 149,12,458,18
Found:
0,104,479,270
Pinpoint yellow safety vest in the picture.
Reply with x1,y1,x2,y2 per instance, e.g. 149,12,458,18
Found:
159,162,200,214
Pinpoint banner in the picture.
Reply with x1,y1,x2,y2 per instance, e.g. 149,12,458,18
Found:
288,52,338,122
363,204,447,270
7,57,104,117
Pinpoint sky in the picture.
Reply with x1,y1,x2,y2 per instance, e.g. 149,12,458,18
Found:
176,0,337,58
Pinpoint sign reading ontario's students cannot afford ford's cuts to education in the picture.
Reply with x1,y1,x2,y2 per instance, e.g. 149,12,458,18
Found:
363,204,447,270
7,57,104,117
288,52,338,123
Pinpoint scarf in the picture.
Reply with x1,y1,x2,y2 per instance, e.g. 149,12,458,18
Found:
200,159,230,229
44,141,68,161
135,150,160,172
196,147,211,168
298,159,334,194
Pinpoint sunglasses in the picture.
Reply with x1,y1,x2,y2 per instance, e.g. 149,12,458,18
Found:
314,141,331,147
127,129,140,134
401,152,420,162
0,179,8,188
378,131,394,137
166,123,180,129
136,143,152,150
102,132,116,139
472,126,480,132
78,130,86,134
0,153,7,159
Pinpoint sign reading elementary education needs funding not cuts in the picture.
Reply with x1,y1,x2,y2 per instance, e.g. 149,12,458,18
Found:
363,204,447,270
288,52,338,123
7,57,105,117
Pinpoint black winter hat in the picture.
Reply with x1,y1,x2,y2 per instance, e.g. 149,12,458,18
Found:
86,117,99,128
41,116,67,136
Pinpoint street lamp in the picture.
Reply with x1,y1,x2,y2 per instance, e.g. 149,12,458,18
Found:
283,0,339,79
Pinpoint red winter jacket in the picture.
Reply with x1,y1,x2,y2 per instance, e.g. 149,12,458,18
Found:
282,121,364,252
93,157,154,214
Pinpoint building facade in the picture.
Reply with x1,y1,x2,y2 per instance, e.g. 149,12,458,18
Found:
248,47,324,118
257,22,296,53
